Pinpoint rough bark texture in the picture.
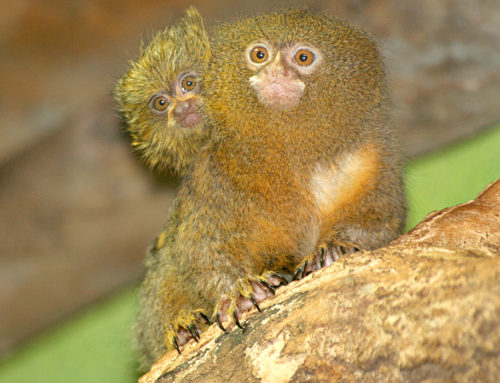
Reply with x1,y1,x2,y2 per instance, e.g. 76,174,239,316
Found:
140,179,500,383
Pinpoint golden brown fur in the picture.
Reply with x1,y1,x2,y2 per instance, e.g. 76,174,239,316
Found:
134,8,406,370
114,7,211,175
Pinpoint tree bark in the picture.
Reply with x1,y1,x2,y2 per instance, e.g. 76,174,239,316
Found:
140,179,500,383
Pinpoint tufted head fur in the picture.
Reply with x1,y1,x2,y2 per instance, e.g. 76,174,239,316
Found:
114,7,211,174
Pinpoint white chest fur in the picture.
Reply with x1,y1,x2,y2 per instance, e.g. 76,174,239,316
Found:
309,144,379,219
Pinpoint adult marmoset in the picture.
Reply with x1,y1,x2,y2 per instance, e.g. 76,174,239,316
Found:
135,8,406,370
114,6,210,175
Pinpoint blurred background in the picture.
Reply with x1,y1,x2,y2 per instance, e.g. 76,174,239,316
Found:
0,0,499,382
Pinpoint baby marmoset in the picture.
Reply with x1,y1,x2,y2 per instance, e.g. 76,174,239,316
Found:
118,8,406,370
115,7,210,176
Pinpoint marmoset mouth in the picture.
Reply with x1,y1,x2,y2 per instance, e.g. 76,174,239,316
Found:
174,99,203,128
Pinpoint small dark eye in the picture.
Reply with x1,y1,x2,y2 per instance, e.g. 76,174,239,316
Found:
151,95,169,112
250,46,269,63
181,74,198,93
295,49,314,66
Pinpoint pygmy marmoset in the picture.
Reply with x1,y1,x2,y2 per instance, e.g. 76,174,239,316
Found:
125,8,406,370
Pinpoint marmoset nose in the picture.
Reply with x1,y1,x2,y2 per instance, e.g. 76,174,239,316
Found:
175,100,190,114
173,98,202,127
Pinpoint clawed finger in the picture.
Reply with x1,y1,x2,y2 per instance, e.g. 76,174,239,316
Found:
270,272,289,285
250,294,261,312
216,313,227,333
232,312,244,329
173,336,181,354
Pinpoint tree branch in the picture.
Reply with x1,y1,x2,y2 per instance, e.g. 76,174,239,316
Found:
140,179,500,383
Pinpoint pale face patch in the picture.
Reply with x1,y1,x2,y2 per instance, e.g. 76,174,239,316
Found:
249,68,305,109
246,41,322,110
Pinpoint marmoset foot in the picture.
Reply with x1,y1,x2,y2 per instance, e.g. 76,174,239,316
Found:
164,309,211,354
293,241,360,280
214,272,289,331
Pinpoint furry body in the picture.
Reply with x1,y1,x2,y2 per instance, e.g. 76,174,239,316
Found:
133,9,406,370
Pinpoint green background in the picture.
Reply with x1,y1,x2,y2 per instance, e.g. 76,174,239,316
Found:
1,125,499,383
